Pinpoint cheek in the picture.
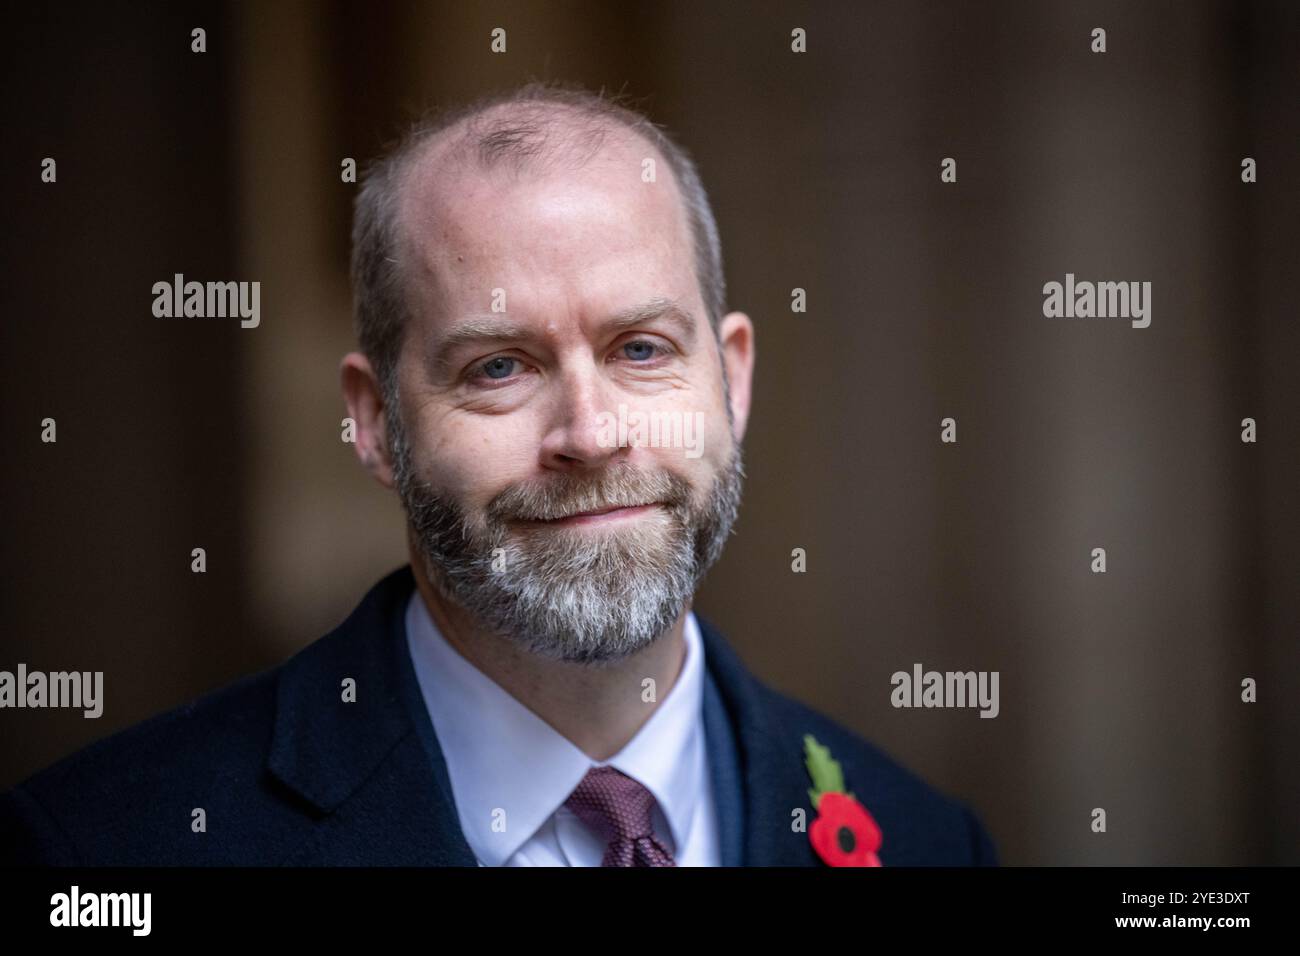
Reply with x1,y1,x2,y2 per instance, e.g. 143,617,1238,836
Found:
613,377,728,463
409,412,538,507
632,401,729,482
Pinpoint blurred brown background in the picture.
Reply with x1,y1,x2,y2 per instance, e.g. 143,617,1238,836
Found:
2,0,1297,865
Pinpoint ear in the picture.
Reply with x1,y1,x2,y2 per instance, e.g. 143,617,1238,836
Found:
340,352,396,489
717,311,755,444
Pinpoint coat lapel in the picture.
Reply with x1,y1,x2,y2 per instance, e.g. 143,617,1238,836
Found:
701,663,745,865
697,614,823,866
267,565,477,865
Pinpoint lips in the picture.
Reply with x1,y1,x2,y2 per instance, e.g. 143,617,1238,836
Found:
562,503,649,519
525,502,661,523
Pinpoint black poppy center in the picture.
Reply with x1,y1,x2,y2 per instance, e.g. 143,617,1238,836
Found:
837,825,856,853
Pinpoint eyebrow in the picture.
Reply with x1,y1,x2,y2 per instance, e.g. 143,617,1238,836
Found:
431,296,698,369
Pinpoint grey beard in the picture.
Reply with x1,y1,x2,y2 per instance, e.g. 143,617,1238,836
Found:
388,410,744,665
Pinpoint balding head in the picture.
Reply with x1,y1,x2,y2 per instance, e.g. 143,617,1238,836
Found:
351,81,727,405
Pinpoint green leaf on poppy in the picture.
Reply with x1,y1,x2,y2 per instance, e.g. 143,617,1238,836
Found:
804,734,852,809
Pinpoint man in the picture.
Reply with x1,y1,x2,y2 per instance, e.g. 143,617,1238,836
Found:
1,82,997,867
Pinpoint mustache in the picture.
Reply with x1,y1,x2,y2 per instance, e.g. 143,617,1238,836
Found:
486,466,693,523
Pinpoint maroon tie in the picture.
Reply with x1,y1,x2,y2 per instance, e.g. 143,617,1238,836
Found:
564,766,678,866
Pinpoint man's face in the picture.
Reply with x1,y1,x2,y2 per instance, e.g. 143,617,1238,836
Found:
383,132,750,663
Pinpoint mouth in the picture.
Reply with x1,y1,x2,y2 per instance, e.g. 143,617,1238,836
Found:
519,502,664,527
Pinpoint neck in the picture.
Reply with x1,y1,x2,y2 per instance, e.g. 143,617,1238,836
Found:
408,544,689,762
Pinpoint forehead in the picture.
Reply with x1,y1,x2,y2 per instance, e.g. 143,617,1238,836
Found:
394,119,697,313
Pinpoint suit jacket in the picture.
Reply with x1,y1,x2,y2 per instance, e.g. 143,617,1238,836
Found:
0,565,998,866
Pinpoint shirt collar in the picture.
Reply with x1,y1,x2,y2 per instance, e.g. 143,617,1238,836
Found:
404,592,707,866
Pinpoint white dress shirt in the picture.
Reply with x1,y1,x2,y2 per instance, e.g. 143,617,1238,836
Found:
404,592,720,866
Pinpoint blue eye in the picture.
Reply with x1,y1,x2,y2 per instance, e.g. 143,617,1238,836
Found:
481,356,517,379
623,340,658,361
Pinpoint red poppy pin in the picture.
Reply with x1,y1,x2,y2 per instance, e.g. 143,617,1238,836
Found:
804,734,882,867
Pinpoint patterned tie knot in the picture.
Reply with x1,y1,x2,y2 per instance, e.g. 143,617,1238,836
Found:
564,765,677,866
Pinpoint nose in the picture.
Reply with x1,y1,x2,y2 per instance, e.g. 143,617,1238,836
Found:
538,361,626,472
